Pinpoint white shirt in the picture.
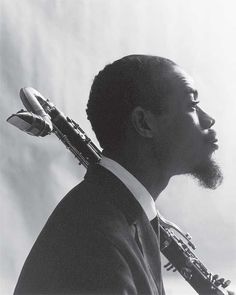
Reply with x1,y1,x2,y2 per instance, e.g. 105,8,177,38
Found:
99,156,157,221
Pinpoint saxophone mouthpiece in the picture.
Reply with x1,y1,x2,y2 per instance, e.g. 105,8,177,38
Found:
7,111,52,137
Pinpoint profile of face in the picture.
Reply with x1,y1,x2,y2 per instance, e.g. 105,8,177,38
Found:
151,65,223,189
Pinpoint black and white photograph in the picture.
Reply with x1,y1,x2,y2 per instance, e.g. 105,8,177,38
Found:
1,1,236,294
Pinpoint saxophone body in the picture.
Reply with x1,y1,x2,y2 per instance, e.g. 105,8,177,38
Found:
7,87,231,295
160,226,229,295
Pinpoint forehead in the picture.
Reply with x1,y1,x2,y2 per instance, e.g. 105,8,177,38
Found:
158,65,198,113
167,65,197,96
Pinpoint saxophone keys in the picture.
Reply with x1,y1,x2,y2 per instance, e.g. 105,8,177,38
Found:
212,274,219,282
185,232,192,240
166,265,175,271
164,261,177,272
211,274,231,288
214,277,225,286
164,262,172,270
181,267,193,281
222,279,231,288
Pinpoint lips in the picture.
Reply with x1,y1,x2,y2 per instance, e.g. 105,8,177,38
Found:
205,130,219,150
209,140,219,150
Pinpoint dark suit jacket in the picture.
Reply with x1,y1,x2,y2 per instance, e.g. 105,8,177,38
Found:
14,165,165,295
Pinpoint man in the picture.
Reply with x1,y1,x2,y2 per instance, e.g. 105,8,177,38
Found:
14,55,223,294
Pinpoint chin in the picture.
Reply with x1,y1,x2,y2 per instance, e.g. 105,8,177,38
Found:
190,158,223,190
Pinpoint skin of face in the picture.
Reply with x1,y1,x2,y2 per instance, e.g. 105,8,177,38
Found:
150,65,218,176
108,62,221,194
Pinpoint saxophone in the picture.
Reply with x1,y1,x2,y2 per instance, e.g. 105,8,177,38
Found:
7,87,232,295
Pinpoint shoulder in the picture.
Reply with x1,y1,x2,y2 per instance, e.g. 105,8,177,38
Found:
14,166,152,294
15,178,138,294
30,174,133,253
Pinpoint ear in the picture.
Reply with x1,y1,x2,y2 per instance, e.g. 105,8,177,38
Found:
131,106,155,138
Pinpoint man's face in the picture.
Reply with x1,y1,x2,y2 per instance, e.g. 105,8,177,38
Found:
152,65,222,188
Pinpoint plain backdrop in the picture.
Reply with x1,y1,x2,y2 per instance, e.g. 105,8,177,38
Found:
1,0,236,294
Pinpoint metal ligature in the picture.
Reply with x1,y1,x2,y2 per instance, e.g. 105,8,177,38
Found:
7,87,232,295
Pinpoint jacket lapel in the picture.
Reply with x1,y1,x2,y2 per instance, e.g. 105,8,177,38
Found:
135,216,164,295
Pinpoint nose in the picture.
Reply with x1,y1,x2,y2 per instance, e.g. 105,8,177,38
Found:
198,108,215,129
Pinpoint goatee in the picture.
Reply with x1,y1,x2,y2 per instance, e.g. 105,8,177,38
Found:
191,158,223,189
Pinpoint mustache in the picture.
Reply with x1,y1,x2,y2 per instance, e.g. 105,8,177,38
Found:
204,129,218,143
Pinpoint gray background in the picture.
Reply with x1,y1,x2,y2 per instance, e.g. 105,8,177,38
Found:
1,0,236,294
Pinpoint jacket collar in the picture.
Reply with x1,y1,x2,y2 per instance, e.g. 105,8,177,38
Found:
84,164,148,225
99,156,157,221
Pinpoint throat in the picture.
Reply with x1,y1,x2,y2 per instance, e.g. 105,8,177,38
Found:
102,150,170,201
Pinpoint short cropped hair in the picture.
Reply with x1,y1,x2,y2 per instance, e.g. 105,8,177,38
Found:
86,55,176,151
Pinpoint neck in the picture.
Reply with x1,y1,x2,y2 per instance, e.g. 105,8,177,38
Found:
103,148,171,201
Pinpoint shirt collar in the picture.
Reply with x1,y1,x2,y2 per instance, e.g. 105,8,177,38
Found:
99,156,157,221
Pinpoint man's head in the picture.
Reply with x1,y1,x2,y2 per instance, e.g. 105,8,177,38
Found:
87,55,222,189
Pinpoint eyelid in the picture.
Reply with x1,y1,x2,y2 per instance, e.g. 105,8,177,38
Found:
192,100,200,105
189,100,200,111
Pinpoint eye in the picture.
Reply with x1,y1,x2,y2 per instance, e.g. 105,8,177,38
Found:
189,100,199,111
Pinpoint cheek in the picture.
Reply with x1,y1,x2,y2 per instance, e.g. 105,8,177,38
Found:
156,112,203,158
190,112,201,127
166,114,202,151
